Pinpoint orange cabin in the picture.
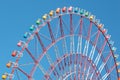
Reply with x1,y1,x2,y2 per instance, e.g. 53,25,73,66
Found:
118,69,120,73
98,24,103,29
56,8,60,14
6,62,12,68
118,77,120,80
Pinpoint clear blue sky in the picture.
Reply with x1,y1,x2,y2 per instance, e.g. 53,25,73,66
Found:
0,0,120,79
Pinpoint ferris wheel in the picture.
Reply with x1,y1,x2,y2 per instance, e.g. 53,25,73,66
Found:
2,6,120,80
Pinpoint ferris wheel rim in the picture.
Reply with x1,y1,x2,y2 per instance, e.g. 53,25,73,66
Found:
7,7,119,80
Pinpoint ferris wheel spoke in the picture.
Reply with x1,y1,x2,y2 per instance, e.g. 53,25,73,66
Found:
94,39,107,66
52,71,58,79
19,62,35,67
74,17,82,33
82,21,93,79
62,38,68,54
109,73,118,80
53,68,60,79
59,15,68,54
89,30,100,60
83,40,89,56
77,18,83,80
89,60,100,79
64,56,67,67
17,67,29,78
47,22,55,43
38,64,46,75
75,54,78,65
70,14,74,35
25,48,37,63
39,33,52,41
79,55,84,79
85,66,90,80
79,17,83,35
82,20,88,37
59,16,64,37
83,21,92,56
97,51,112,78
87,21,93,39
77,36,82,54
88,62,95,78
69,14,75,74
84,58,91,80
34,36,39,59
86,30,100,80
100,64,116,80
61,17,70,33
68,54,73,79
54,45,63,74
103,51,112,65
58,62,64,76
54,45,60,58
91,31,98,38
78,65,81,80
45,52,53,65
70,35,75,54
77,17,83,54
89,45,96,61
70,67,73,80
15,70,20,80
82,61,87,80
69,13,75,54
36,33,46,52
73,64,77,80
55,22,60,39
48,54,68,79
59,15,69,59
58,62,62,71
53,44,65,75
90,69,99,80
90,72,94,80
91,39,107,79
60,61,65,71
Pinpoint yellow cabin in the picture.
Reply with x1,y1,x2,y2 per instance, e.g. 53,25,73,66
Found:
49,10,54,16
2,74,7,79
42,14,47,20
89,16,94,21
